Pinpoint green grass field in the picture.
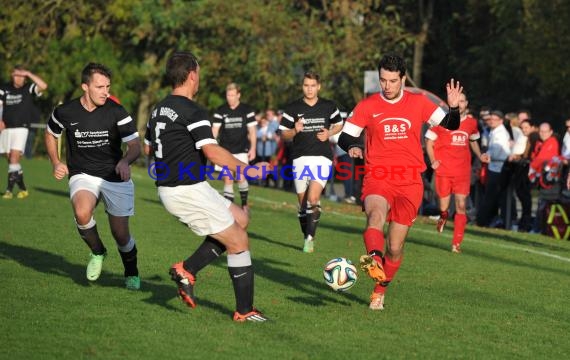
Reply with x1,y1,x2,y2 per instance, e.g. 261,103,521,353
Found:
1,158,570,359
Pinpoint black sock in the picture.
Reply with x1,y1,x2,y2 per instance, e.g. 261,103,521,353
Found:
6,171,18,192
183,236,226,275
77,221,106,255
298,209,307,236
16,170,26,191
369,250,384,262
229,265,254,314
228,251,254,314
239,190,248,206
305,205,321,238
119,245,138,277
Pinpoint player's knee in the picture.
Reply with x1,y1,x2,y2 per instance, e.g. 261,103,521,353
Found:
367,210,385,228
385,247,403,260
223,228,249,253
74,210,94,225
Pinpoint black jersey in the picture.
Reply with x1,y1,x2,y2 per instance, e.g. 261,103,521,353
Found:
211,103,256,154
47,98,139,182
0,82,42,128
281,97,343,160
144,95,217,187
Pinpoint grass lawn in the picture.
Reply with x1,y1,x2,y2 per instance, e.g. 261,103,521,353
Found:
1,158,569,359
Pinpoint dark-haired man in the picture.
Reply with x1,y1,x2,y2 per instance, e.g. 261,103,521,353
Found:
0,66,48,199
339,53,462,310
212,83,257,210
45,63,141,290
280,71,343,253
144,51,269,322
425,91,483,253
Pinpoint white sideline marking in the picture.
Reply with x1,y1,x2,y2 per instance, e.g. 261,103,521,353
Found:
251,196,570,264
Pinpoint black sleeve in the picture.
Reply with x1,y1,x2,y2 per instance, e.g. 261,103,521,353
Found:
438,107,460,130
338,131,364,152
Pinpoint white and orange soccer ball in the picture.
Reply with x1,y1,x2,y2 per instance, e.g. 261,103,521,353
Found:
323,257,358,291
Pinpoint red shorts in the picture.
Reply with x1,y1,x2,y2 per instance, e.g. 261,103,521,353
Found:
435,175,470,198
361,177,423,226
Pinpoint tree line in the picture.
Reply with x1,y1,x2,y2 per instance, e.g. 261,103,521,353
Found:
1,0,568,136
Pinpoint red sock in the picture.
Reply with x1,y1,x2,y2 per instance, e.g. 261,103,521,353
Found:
453,213,467,246
373,255,402,294
363,227,384,263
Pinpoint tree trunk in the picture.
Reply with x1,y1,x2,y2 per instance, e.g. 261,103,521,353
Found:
412,0,434,88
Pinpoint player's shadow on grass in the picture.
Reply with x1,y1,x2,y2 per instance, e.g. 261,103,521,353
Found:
465,227,570,252
33,186,69,198
406,236,570,277
141,197,162,206
0,241,88,285
213,256,368,307
0,241,204,312
249,231,300,252
318,221,362,235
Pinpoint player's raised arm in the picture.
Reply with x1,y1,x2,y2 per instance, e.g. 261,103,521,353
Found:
438,79,463,130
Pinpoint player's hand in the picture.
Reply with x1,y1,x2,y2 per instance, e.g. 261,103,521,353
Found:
480,153,491,163
348,147,363,159
446,78,463,108
431,159,441,170
316,127,329,142
294,118,304,134
567,172,570,190
115,158,131,181
53,162,69,180
0,120,5,131
248,148,256,161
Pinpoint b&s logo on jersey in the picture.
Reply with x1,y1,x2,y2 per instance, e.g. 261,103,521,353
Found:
380,118,411,140
450,130,468,146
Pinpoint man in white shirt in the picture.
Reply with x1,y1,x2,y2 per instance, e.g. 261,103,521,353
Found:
476,110,512,227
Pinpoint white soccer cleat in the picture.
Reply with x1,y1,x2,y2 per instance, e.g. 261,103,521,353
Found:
369,292,385,310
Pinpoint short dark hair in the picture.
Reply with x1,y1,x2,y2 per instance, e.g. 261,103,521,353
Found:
166,51,199,88
81,63,112,85
303,71,321,83
378,53,406,78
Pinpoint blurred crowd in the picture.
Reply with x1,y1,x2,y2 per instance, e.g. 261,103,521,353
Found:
248,107,570,234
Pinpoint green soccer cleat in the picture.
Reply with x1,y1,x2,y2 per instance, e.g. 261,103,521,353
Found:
16,190,29,199
86,252,106,281
125,276,141,290
303,239,314,253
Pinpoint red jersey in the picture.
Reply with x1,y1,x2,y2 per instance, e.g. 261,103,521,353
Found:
425,115,480,177
530,136,560,173
344,90,447,183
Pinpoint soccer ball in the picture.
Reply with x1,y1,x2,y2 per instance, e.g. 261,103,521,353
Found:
323,257,358,291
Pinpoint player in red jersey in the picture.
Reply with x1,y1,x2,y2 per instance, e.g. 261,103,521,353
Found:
425,92,483,253
338,54,462,310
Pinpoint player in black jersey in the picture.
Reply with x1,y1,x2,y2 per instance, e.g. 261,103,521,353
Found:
0,66,48,199
144,51,269,322
280,71,343,253
212,83,257,210
45,63,141,290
